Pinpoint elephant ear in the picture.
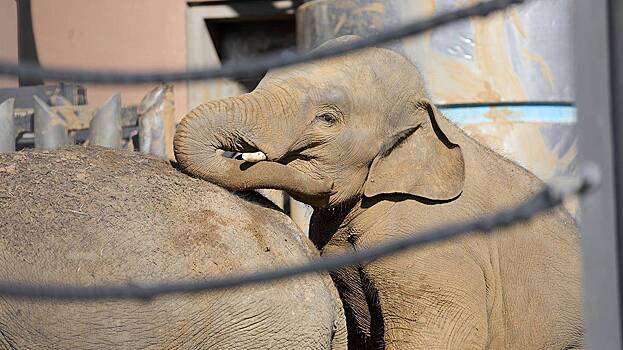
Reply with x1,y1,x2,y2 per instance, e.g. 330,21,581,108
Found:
363,100,465,201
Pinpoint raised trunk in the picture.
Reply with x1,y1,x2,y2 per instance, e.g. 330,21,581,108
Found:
174,95,333,207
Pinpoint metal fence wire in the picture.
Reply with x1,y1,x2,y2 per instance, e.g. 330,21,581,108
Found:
0,0,596,301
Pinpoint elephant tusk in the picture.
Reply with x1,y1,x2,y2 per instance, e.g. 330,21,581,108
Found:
241,151,267,163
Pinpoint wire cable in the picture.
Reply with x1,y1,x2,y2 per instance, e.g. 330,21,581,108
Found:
0,164,600,301
0,0,526,84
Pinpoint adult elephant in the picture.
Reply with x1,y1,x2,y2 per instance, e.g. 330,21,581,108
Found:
174,36,584,349
0,146,347,349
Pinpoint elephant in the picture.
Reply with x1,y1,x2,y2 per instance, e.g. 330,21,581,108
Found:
174,36,584,349
0,146,347,349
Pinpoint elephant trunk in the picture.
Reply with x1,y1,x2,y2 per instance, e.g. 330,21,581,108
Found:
174,95,333,207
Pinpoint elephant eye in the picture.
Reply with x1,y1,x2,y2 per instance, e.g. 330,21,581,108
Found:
316,113,337,124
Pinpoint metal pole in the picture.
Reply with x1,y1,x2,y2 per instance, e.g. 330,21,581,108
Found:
89,94,122,149
574,0,623,348
15,0,42,86
138,85,166,158
33,95,69,150
0,98,15,153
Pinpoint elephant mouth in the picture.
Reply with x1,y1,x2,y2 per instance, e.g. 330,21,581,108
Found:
279,152,315,165
219,138,270,163
226,140,317,166
277,140,324,165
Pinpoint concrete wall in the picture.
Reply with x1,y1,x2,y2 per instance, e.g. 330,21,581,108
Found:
0,0,18,89
0,0,188,118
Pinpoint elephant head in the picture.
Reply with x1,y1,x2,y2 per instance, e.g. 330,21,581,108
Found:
174,36,465,208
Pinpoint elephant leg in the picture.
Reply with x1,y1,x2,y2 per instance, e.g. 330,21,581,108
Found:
330,264,381,350
326,276,348,350
364,243,491,350
321,242,382,350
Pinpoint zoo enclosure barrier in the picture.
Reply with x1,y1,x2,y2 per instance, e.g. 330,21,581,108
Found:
0,2,611,348
0,83,176,159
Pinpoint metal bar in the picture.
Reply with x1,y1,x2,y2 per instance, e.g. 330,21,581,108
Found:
138,85,167,158
573,0,623,348
607,0,623,340
15,0,42,86
89,94,122,149
0,98,15,153
0,86,62,109
33,95,69,150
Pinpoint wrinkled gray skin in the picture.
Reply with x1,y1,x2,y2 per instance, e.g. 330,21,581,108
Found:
0,147,347,349
175,36,584,349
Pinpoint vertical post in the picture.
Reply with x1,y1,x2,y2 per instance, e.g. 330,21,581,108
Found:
33,95,69,150
290,198,312,233
163,85,176,160
138,85,168,158
89,94,122,149
574,0,623,348
15,0,42,86
0,98,15,153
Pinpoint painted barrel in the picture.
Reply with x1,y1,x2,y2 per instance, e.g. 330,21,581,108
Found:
295,0,577,225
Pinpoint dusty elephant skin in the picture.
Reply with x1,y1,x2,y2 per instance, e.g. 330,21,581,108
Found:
0,146,347,349
174,36,584,349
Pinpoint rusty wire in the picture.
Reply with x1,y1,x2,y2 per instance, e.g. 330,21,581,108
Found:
0,0,525,84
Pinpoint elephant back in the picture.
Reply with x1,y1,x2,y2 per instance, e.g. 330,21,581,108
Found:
0,146,343,349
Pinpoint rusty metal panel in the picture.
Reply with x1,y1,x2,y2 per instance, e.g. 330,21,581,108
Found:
297,0,401,51
297,0,573,104
401,0,573,104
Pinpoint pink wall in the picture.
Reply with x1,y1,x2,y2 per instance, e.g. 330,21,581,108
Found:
0,0,18,88
1,0,188,117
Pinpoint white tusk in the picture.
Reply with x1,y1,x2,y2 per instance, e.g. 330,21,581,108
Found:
241,151,267,163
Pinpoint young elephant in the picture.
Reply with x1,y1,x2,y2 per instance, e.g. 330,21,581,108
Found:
174,36,584,349
0,147,346,349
